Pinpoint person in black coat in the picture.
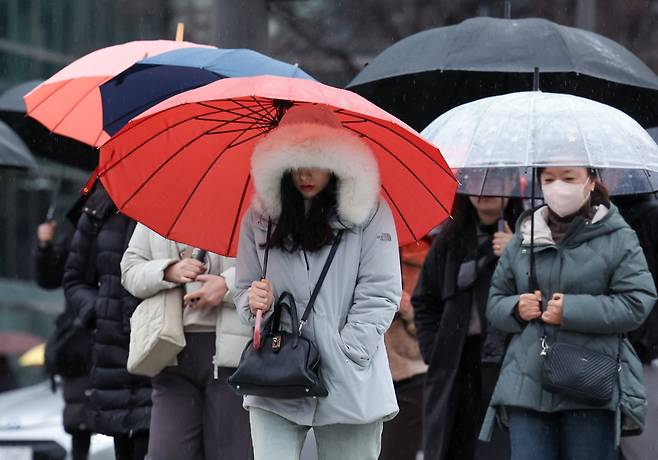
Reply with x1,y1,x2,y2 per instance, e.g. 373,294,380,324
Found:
412,193,523,460
63,184,151,460
613,193,658,364
613,192,658,460
35,216,94,460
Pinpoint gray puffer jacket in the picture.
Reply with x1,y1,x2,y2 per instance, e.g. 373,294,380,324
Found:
235,202,401,426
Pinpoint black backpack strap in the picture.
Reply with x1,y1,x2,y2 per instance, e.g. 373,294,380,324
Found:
299,230,344,333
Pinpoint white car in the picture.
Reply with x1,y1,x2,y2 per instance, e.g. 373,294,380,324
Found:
0,380,114,460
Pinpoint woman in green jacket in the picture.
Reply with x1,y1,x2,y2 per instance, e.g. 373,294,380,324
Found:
480,166,656,460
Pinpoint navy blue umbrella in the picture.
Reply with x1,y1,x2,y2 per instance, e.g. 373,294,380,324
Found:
100,47,314,136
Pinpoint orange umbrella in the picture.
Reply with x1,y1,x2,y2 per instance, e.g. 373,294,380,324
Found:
24,40,209,147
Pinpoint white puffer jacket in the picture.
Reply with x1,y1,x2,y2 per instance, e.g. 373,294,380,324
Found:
121,223,251,369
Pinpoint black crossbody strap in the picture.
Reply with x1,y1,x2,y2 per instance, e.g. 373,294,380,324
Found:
299,230,344,332
262,219,273,278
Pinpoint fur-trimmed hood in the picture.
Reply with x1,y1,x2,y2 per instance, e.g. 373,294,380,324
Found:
250,106,380,226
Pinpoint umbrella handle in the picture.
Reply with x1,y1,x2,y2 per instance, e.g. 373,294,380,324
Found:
253,310,262,350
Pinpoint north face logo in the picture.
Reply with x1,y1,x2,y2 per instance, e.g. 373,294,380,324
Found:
376,232,392,242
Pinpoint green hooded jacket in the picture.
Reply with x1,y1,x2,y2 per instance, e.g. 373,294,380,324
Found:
479,204,656,444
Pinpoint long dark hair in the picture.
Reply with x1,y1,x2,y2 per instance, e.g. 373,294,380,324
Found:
441,195,525,252
266,172,339,252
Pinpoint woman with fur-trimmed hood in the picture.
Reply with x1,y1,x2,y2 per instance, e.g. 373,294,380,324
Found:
234,104,401,460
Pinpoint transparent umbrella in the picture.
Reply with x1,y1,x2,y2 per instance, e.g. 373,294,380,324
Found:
421,91,658,197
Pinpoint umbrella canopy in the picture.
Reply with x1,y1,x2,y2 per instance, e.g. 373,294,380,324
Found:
0,119,38,169
0,332,44,355
0,79,43,115
348,17,658,130
421,91,658,197
98,75,457,256
0,79,97,170
24,40,210,147
100,47,314,136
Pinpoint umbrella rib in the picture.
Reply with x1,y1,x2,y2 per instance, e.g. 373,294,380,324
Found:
341,124,453,219
336,110,457,182
380,184,417,242
49,79,107,136
115,121,232,210
227,174,252,255
197,101,267,123
248,96,277,123
26,78,74,113
196,117,269,125
565,97,594,167
223,124,275,149
102,106,248,174
102,105,225,169
525,93,537,168
460,97,499,170
476,167,492,197
166,123,265,236
207,126,270,135
234,97,276,124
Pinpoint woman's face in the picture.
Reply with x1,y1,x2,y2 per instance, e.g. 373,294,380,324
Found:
468,196,509,223
540,167,591,187
291,168,331,199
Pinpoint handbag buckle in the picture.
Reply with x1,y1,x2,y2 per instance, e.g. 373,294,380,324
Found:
298,320,307,335
272,335,282,351
540,337,549,356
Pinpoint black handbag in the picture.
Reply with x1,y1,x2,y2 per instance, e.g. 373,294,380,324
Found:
228,227,344,399
540,330,620,406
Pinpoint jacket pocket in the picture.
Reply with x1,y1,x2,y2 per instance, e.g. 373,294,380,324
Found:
337,329,379,369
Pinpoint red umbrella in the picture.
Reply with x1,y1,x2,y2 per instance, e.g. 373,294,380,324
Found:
98,75,457,256
0,332,44,355
24,40,209,147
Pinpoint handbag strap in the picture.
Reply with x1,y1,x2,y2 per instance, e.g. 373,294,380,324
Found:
299,230,344,333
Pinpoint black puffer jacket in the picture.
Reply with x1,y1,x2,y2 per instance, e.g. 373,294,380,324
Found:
34,220,94,434
616,194,658,363
34,223,74,289
63,185,151,437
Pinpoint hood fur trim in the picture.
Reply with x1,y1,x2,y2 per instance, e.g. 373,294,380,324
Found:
251,122,380,226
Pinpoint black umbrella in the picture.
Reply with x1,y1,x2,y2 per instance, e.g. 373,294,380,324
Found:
0,80,97,171
0,119,37,169
347,17,658,131
0,80,42,117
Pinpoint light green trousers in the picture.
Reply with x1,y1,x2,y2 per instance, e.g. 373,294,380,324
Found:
249,407,384,460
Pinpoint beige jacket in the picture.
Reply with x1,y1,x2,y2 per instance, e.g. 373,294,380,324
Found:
121,223,251,369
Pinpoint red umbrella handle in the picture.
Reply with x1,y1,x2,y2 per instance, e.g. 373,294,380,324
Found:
253,310,262,350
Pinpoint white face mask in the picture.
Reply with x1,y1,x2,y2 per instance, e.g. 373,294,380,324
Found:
542,179,592,218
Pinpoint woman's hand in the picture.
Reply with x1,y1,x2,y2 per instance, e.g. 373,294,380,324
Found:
493,221,513,257
183,274,228,309
164,258,206,284
518,290,542,321
248,279,273,315
542,293,564,325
